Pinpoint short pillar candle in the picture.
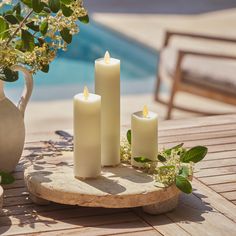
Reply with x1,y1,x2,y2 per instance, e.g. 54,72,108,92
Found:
73,87,101,178
131,105,158,168
95,51,120,166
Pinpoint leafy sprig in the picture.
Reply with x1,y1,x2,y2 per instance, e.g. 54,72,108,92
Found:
121,129,208,194
0,0,89,81
0,171,15,185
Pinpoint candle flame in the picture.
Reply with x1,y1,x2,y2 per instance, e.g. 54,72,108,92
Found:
83,86,89,99
104,51,110,64
143,105,149,118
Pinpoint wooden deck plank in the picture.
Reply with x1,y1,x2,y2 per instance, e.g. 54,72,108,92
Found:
134,210,191,236
0,212,148,236
109,229,161,236
194,165,236,178
165,193,236,236
2,180,26,190
159,135,236,148
192,178,236,222
24,221,154,236
221,191,236,201
0,207,129,227
159,115,236,130
159,123,236,137
3,187,28,198
210,182,236,193
199,174,236,185
197,157,236,168
159,129,236,144
3,195,32,207
199,151,236,161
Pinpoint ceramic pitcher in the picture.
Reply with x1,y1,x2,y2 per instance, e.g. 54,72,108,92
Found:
0,65,33,172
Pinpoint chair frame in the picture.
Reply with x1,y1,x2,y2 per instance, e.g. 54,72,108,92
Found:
155,31,236,119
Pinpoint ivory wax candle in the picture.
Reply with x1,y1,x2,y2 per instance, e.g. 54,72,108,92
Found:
73,87,101,178
131,105,158,168
95,51,120,166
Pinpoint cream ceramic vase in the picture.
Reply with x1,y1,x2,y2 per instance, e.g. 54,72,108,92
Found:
0,65,33,172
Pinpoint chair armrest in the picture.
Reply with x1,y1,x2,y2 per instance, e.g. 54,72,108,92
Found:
178,49,236,61
173,49,236,81
163,30,236,47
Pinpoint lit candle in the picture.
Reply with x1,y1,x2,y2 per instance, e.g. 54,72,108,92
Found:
95,51,120,166
73,86,101,178
131,106,158,168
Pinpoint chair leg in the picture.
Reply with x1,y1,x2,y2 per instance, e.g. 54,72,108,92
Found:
166,84,177,120
154,74,161,101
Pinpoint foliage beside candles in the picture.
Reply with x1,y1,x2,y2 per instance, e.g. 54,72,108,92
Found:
120,130,208,194
0,0,88,82
0,171,15,184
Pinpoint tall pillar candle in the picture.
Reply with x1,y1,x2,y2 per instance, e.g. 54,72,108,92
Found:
74,87,101,178
131,106,158,168
95,51,120,166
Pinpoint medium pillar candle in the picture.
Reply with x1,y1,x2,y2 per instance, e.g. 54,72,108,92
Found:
131,106,158,168
95,51,120,166
73,87,101,178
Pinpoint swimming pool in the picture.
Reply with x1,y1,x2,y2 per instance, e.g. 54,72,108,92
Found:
5,21,158,101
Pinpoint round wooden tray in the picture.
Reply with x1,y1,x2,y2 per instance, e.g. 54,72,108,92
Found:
0,186,3,210
24,152,180,215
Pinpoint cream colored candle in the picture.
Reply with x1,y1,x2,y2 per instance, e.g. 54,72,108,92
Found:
95,51,120,166
73,87,101,178
131,106,158,168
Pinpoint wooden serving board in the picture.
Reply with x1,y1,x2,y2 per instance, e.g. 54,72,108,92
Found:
24,152,180,214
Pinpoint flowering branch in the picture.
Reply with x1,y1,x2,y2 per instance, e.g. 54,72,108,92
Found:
5,9,34,47
0,0,88,82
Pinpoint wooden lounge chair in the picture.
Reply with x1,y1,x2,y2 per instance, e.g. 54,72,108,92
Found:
155,31,236,119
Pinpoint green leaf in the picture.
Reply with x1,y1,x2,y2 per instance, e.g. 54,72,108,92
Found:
32,0,44,13
164,143,184,155
179,166,189,178
60,0,73,5
127,129,131,145
0,68,19,82
134,157,153,163
15,40,25,52
26,21,40,31
180,146,208,163
49,0,61,13
157,154,166,162
60,27,72,44
16,14,24,22
41,64,49,73
21,29,35,51
0,172,15,185
40,20,48,35
0,16,9,39
175,175,192,194
61,4,73,17
21,0,33,8
78,15,89,24
4,14,19,24
13,2,21,15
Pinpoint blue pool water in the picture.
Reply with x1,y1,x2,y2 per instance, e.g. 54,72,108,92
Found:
5,21,158,101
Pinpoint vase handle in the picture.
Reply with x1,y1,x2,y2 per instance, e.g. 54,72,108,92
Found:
11,65,33,117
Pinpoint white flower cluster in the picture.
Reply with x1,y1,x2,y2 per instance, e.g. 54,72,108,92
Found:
120,138,194,187
0,0,87,74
